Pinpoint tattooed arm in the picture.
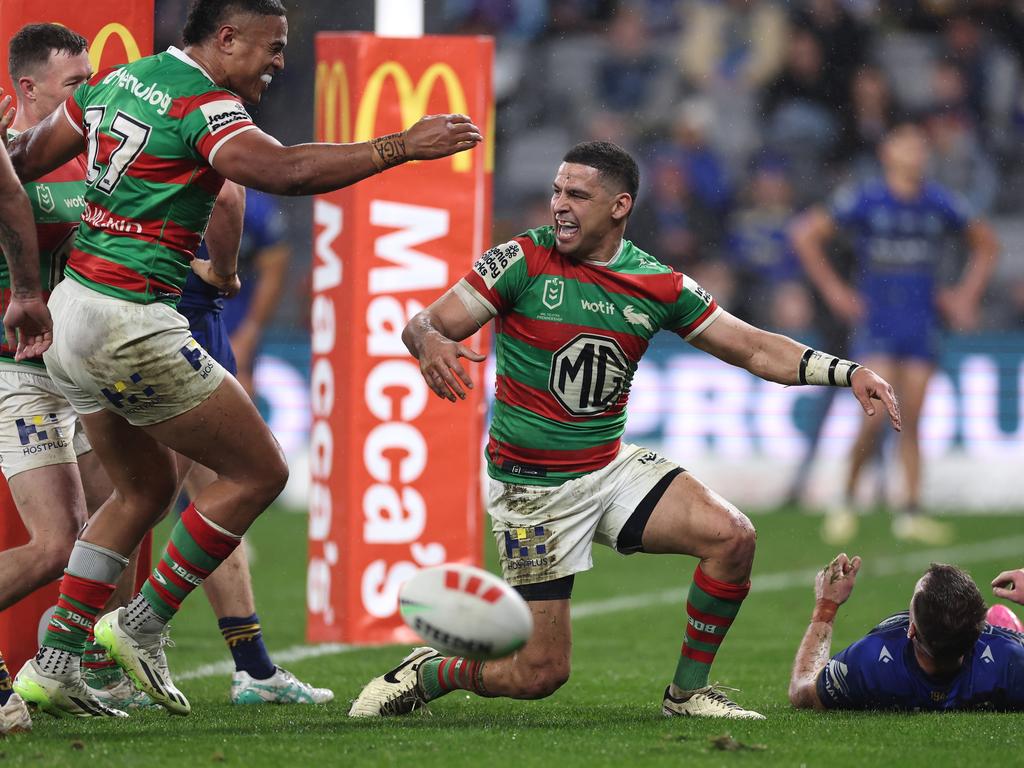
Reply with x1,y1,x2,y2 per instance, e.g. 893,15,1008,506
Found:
0,143,50,359
789,553,862,709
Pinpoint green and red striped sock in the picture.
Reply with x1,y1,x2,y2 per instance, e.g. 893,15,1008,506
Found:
673,565,750,691
41,574,117,655
419,657,488,702
82,633,120,687
139,503,241,622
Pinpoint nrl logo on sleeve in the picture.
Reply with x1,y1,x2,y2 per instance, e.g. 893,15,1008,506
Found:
36,185,55,214
200,100,251,134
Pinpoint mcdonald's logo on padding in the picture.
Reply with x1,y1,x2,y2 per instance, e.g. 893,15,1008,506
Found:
88,23,142,71
314,60,473,173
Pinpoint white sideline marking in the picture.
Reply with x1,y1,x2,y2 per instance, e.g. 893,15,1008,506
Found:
178,535,1024,681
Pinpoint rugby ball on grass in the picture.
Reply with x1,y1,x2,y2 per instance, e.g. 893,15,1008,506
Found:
986,604,1024,633
399,564,533,660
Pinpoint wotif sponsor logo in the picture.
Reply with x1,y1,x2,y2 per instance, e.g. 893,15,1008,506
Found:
104,67,172,115
581,298,616,315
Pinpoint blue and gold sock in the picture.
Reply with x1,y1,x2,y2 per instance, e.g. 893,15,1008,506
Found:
0,649,12,706
218,614,275,680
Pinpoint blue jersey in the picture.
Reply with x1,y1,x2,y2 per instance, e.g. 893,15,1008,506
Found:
817,612,1024,711
728,207,801,284
829,179,972,334
178,189,287,325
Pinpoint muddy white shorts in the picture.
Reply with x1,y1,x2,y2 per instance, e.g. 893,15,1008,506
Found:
0,362,91,479
44,279,226,427
488,443,683,588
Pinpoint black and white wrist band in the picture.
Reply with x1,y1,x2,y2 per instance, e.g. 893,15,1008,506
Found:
799,348,861,387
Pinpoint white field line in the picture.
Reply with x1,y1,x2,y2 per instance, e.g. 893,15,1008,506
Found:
178,534,1024,681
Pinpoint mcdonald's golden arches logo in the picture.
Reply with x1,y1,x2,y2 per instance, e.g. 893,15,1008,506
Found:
88,23,142,71
315,59,483,173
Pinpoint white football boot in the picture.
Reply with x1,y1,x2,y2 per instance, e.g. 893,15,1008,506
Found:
231,667,334,705
93,608,189,715
13,659,127,718
0,693,32,733
662,685,765,720
348,647,440,717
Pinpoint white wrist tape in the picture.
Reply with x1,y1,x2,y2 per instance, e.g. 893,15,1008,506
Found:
799,348,860,387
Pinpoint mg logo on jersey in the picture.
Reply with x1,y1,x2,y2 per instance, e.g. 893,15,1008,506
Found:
542,277,564,310
36,185,55,214
549,333,630,416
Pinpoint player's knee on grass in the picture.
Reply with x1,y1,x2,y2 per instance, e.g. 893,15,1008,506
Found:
509,655,570,699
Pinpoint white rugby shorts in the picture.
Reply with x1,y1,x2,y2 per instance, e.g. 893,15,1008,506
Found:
488,443,682,587
0,361,91,479
44,279,226,427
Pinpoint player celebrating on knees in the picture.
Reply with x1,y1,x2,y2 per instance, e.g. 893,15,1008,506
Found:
789,554,1024,711
7,0,481,717
350,141,901,721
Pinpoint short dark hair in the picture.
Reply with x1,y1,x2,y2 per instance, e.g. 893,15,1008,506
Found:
563,141,640,205
182,0,287,46
911,563,987,667
8,23,88,81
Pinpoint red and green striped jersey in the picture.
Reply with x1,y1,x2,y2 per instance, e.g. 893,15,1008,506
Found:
459,226,722,486
0,132,86,367
61,46,255,304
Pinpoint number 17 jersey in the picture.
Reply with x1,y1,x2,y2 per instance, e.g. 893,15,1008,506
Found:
457,226,721,487
61,46,256,304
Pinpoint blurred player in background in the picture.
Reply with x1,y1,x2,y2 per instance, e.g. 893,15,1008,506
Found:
350,140,900,721
789,553,1024,710
7,0,481,717
792,123,998,546
0,52,46,736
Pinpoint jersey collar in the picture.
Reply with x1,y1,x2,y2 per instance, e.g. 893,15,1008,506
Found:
582,238,625,269
167,46,216,84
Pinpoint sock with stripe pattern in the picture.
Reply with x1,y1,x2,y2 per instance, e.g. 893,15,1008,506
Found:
128,503,241,635
673,565,750,691
219,614,275,680
418,656,488,702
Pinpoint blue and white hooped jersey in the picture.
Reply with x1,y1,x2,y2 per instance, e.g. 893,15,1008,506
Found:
817,611,1024,711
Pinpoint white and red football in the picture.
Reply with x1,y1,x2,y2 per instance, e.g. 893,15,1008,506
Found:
398,564,533,660
986,604,1024,633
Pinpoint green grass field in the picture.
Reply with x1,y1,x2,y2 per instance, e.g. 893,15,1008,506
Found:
5,507,1022,767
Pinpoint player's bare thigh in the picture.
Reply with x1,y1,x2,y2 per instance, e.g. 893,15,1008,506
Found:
639,471,756,582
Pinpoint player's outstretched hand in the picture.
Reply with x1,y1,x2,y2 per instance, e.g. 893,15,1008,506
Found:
191,258,241,298
3,295,52,360
418,334,485,402
405,114,483,161
851,367,901,432
992,569,1024,605
816,553,861,606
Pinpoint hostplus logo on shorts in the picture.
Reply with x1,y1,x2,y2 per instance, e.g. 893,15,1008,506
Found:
16,413,68,455
180,340,215,379
102,373,159,415
503,525,550,575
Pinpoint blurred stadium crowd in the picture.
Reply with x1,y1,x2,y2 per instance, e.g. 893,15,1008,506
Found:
153,0,1024,338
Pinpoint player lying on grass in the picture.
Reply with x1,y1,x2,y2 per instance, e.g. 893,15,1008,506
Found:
5,0,479,718
350,140,901,721
789,554,1024,710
